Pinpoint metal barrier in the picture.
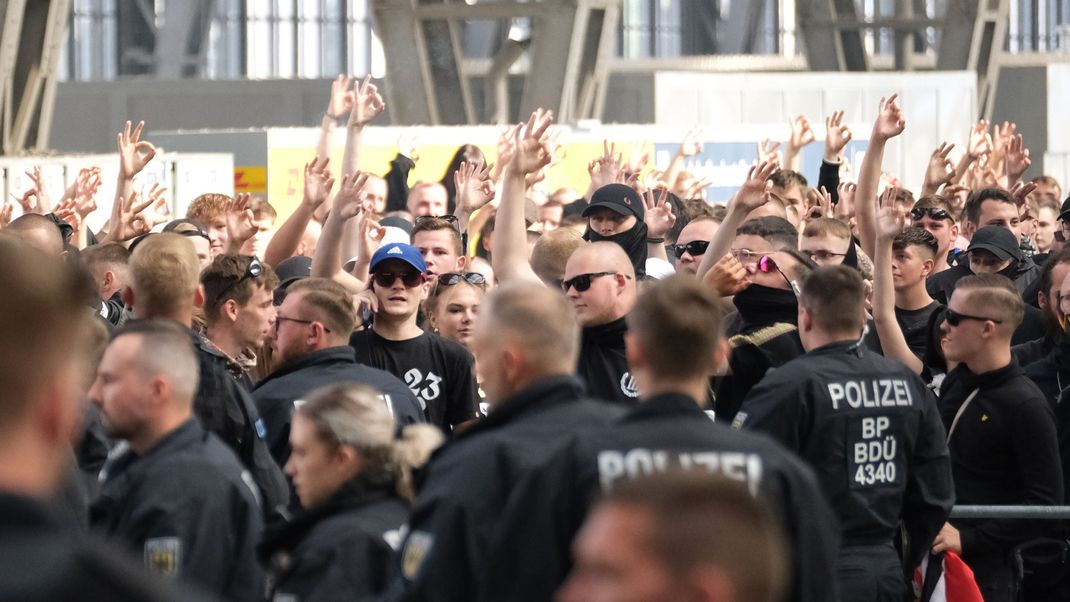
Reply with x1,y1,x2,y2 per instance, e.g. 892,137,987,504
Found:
950,506,1070,520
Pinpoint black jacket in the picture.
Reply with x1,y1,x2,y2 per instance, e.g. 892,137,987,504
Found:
576,317,638,404
1021,336,1070,503
938,362,1064,563
1013,333,1057,369
483,393,841,602
0,492,204,601
90,419,265,601
260,475,408,602
384,154,415,213
926,257,1040,306
176,323,290,519
387,375,624,602
253,346,424,466
736,341,954,569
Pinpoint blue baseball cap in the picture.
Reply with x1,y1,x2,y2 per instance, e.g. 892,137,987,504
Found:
370,242,427,273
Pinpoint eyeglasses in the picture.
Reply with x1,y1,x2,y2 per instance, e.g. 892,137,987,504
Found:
730,248,763,265
910,207,952,222
275,315,332,333
673,240,709,259
561,271,617,293
372,270,425,288
944,308,1003,327
757,255,802,296
437,272,487,287
805,250,847,262
214,257,264,304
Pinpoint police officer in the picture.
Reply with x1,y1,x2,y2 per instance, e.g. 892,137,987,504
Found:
89,320,264,601
387,282,624,601
484,276,840,602
735,265,954,600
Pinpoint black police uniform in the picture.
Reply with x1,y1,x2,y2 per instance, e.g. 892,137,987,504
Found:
90,419,265,601
259,474,408,602
182,323,290,518
253,346,425,466
735,340,954,601
938,362,1064,602
483,392,840,602
576,317,639,403
0,492,207,601
386,375,624,602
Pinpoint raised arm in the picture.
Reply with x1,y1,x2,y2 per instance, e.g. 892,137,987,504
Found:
452,160,495,240
313,172,370,293
642,186,675,262
696,160,779,279
855,93,905,258
493,109,553,285
783,115,816,173
338,76,386,264
102,121,156,240
224,193,257,255
661,127,703,190
264,156,333,267
920,142,956,198
872,200,923,374
310,75,354,222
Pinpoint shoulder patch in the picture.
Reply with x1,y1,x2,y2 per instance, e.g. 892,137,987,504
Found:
731,412,747,430
728,322,797,348
144,537,182,577
402,530,434,579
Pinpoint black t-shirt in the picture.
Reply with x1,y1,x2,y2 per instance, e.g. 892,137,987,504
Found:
896,301,941,360
350,329,479,431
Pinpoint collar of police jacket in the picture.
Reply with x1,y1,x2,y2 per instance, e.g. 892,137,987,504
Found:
464,375,588,438
622,392,705,422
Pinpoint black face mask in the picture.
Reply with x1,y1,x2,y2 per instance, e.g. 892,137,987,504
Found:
842,237,860,270
996,260,1020,280
732,283,799,325
584,220,648,279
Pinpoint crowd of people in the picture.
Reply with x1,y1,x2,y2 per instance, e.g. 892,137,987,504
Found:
1,75,1069,602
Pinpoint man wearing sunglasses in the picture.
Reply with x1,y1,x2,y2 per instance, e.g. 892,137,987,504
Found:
933,274,1062,602
563,242,640,404
351,242,479,432
736,266,953,602
201,255,278,389
255,278,423,467
672,216,719,276
909,197,959,274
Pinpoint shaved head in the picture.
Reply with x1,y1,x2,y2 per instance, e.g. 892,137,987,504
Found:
563,241,637,326
6,214,65,256
570,241,637,279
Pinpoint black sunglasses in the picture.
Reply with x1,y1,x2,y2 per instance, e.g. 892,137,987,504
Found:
437,272,487,287
373,270,425,288
673,240,709,259
910,207,952,222
214,257,264,304
561,271,617,293
945,308,1003,326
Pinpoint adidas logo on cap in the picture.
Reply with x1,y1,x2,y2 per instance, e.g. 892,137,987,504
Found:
388,246,403,255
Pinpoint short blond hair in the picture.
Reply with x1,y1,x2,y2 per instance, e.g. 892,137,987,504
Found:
482,282,580,374
129,233,201,317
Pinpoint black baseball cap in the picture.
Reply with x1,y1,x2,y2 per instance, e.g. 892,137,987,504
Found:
967,226,1022,261
582,183,644,221
1059,197,1070,223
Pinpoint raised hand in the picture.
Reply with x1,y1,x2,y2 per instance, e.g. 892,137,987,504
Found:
642,186,676,238
509,108,554,175
0,204,12,229
730,160,779,213
54,199,82,231
627,144,650,175
333,171,371,220
704,253,750,297
225,193,256,247
924,142,956,193
825,110,852,161
967,119,992,160
108,190,156,242
588,140,624,190
116,120,157,177
302,156,335,210
873,94,906,141
357,210,386,261
787,115,816,153
454,160,495,216
678,127,704,157
989,121,1016,165
348,75,386,128
835,182,857,223
137,183,170,230
875,205,906,240
758,139,782,165
804,186,834,223
1004,133,1031,183
877,185,900,212
24,166,51,212
326,75,355,119
15,189,40,214
1010,180,1038,208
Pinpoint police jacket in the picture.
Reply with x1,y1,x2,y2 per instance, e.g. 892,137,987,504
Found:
0,492,204,601
259,473,408,602
482,392,840,602
253,346,424,466
386,375,624,602
90,419,265,601
1022,336,1070,502
939,361,1064,562
577,317,638,403
181,323,289,519
735,340,954,568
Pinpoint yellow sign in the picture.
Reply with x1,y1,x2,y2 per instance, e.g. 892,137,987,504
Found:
234,166,268,194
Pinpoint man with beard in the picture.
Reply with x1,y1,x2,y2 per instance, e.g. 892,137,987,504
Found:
1014,248,1070,367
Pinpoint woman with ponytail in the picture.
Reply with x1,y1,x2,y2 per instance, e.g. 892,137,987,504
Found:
259,383,443,601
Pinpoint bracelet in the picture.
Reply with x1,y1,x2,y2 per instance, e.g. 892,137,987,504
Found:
646,237,665,244
323,111,343,121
